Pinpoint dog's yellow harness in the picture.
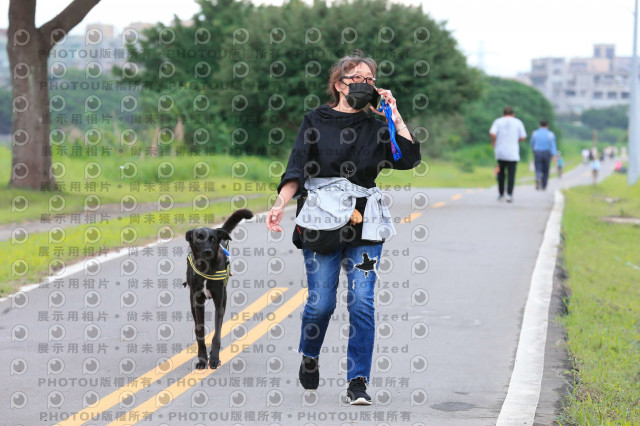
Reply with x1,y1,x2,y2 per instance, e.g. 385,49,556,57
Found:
187,241,231,286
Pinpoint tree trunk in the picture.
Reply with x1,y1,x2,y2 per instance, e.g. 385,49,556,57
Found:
8,31,56,190
8,0,101,190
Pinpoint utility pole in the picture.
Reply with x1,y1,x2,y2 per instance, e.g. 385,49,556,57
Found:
629,0,640,184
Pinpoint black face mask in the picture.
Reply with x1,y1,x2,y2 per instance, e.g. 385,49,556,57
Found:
344,83,380,110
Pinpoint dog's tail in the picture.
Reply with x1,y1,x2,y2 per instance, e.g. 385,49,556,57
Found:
221,208,254,234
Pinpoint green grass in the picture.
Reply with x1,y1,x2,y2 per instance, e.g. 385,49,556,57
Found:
0,146,277,224
558,172,640,425
0,145,508,227
2,150,500,296
0,140,596,296
375,141,587,189
0,138,594,225
1,195,270,296
376,160,497,188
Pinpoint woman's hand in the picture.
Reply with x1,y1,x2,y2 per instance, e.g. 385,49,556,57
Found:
370,87,413,142
266,206,284,232
350,209,363,225
266,180,298,233
369,87,403,125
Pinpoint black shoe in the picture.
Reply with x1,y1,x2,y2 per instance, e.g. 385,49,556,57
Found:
347,377,372,405
299,355,319,390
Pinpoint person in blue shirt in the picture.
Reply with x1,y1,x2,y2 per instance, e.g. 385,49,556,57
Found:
530,120,557,190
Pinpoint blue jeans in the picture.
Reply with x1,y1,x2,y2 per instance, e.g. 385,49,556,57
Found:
299,243,383,384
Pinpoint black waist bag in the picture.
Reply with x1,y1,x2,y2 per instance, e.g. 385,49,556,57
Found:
292,196,356,254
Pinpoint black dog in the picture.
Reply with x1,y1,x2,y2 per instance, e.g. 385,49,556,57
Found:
184,208,253,369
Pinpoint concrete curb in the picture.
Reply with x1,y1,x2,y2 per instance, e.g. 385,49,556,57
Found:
497,189,565,425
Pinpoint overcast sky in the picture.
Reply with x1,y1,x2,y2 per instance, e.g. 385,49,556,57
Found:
0,0,636,76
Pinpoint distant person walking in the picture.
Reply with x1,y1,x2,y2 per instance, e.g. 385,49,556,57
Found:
530,120,557,190
556,151,564,178
590,147,600,185
490,106,527,203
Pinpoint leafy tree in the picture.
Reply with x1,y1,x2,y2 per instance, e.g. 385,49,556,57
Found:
42,68,167,159
121,0,481,156
48,68,143,130
557,120,593,142
580,105,628,130
463,76,559,159
116,0,254,154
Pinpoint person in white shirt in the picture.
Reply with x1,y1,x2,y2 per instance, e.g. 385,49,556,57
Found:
489,106,527,202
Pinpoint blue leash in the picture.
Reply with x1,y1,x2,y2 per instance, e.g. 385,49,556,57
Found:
377,98,402,161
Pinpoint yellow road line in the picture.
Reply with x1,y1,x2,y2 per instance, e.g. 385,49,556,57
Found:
451,194,462,200
56,287,289,426
432,201,446,208
401,212,422,223
108,288,308,426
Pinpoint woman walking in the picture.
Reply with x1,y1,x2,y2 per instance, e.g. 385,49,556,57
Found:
266,50,421,405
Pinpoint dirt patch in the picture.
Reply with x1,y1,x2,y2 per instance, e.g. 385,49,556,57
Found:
601,216,640,225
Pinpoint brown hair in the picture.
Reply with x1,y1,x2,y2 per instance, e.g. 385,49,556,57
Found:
326,49,377,107
503,106,514,115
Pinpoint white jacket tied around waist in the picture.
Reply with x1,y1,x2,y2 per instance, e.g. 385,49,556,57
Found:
294,177,396,241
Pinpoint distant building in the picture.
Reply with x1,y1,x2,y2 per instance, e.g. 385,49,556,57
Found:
0,22,154,88
523,44,633,114
46,22,153,74
127,22,154,34
85,23,115,39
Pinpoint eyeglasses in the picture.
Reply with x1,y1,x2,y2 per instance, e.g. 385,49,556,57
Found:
342,75,377,85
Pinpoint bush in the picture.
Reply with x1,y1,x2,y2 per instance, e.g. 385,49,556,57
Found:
581,104,628,130
448,144,495,167
456,159,475,173
599,127,626,144
557,120,593,141
421,113,466,159
463,76,559,146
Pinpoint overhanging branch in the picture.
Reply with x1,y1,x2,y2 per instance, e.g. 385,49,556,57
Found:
39,0,102,51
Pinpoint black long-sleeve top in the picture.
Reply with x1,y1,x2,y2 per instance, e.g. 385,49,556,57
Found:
278,103,422,245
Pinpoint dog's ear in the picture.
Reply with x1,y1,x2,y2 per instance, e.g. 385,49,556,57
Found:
186,230,193,242
217,229,232,241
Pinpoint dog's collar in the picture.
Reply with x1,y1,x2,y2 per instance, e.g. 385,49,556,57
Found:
187,253,230,283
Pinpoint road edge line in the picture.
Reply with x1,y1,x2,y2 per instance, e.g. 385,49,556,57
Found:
496,189,565,425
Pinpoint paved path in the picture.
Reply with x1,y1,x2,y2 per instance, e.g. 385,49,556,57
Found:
0,160,615,425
